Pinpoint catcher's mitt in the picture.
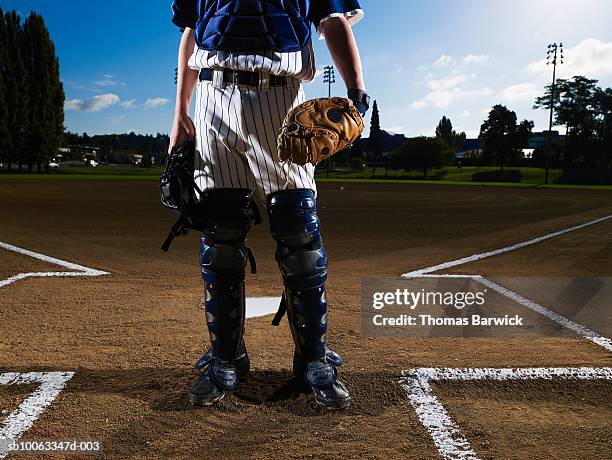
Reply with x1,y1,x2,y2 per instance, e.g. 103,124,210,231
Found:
277,97,364,166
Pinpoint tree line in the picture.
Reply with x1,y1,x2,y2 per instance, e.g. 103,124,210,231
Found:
359,74,611,184
0,8,64,173
534,76,612,181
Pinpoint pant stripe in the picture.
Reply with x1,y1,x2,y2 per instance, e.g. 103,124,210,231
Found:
254,88,282,191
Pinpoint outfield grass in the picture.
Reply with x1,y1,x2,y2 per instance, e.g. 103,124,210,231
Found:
2,165,610,190
314,166,564,184
315,177,612,190
55,166,164,176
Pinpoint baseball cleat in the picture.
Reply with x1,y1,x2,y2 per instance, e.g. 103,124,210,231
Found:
188,350,250,406
304,359,351,410
294,349,351,410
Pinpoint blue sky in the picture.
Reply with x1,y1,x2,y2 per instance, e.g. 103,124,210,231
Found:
2,0,612,138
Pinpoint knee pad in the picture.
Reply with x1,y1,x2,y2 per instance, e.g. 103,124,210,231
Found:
267,189,327,289
199,189,253,282
200,189,253,242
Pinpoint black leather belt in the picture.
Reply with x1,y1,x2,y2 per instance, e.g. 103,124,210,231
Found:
199,68,287,87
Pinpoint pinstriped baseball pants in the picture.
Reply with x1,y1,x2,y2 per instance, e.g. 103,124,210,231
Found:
193,78,316,200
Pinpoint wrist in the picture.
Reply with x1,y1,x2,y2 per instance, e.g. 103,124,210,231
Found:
174,105,190,117
347,89,370,115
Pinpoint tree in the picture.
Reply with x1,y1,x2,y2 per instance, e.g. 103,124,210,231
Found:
392,136,454,177
4,11,29,172
593,87,612,170
368,100,382,157
435,116,453,146
0,8,9,171
515,119,534,150
23,12,64,172
435,116,466,151
479,105,532,169
534,76,600,171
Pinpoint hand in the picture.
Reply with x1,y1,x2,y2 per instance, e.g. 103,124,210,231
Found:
168,112,195,153
347,89,370,117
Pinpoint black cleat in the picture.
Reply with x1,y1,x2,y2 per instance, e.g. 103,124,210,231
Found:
188,350,250,406
305,360,351,410
294,349,351,410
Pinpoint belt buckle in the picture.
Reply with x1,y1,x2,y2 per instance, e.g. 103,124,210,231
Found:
259,71,270,90
212,70,225,86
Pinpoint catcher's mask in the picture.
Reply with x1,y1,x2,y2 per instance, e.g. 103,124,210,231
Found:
159,140,206,251
159,140,261,251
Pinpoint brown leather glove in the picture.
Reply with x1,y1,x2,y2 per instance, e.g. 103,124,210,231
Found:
277,97,364,166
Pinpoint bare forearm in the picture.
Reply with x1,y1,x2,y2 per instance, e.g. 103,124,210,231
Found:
175,28,198,115
320,17,365,91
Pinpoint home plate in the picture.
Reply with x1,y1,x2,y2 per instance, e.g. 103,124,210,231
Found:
246,296,281,318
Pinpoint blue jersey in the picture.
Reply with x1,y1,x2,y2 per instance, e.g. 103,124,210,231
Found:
172,0,363,53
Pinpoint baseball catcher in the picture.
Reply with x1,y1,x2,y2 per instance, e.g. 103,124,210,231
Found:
167,0,370,410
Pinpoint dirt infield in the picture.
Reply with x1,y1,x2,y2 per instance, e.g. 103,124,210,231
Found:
1,179,611,459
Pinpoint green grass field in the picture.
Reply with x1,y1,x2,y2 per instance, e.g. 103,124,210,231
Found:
314,165,564,184
2,165,610,190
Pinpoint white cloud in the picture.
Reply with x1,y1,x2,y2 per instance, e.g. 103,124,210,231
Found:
427,73,475,91
480,107,490,116
109,115,125,125
525,38,612,78
94,75,125,87
386,126,406,134
433,54,454,67
64,93,120,112
411,72,492,109
460,109,471,118
94,80,116,87
144,97,170,109
463,54,489,64
501,82,540,102
427,87,492,108
120,99,137,109
410,100,428,110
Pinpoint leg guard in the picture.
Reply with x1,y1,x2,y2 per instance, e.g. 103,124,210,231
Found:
190,189,252,404
268,189,350,409
268,189,329,362
199,188,252,363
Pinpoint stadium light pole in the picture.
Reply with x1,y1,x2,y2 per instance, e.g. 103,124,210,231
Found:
322,65,336,176
544,43,563,184
323,65,335,98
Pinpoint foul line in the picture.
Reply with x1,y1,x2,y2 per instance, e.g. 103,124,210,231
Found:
0,372,75,459
0,241,109,288
398,215,612,352
400,366,612,460
402,214,612,277
474,277,612,352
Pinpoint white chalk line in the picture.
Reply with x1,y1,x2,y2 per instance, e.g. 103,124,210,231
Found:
398,215,612,351
396,216,612,457
402,214,612,277
0,371,74,459
474,277,612,352
399,366,612,460
0,241,109,288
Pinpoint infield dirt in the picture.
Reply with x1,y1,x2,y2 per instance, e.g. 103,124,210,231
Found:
1,180,611,459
